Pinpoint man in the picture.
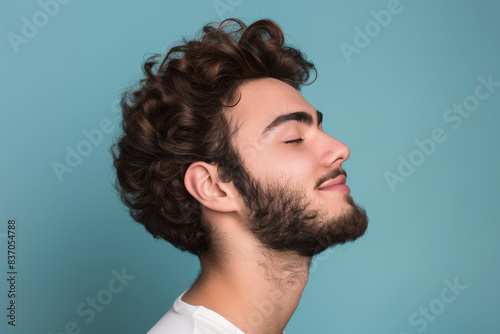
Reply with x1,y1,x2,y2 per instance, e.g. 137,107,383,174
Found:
112,18,368,334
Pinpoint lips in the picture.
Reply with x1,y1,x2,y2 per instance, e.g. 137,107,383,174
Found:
318,175,347,190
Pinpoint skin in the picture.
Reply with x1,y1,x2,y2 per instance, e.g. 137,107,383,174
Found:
183,77,366,334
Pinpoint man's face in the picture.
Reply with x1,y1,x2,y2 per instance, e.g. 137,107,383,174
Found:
224,77,368,257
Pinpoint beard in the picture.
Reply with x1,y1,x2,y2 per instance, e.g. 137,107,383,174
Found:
228,161,369,257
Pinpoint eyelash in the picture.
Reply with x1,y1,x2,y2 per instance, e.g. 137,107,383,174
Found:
285,138,303,145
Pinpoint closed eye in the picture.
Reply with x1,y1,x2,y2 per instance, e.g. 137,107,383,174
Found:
285,138,303,144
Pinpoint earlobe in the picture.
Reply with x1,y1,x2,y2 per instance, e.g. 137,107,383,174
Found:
184,162,241,212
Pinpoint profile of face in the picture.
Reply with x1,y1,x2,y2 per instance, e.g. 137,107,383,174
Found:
225,78,368,257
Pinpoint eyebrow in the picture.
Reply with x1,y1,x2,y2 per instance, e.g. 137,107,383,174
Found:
260,110,323,138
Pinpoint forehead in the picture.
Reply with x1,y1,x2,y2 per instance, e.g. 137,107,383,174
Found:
227,77,315,140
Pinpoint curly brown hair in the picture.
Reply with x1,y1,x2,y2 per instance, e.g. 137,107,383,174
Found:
111,18,316,255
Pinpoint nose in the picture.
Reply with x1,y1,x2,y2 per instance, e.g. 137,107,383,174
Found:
319,133,350,167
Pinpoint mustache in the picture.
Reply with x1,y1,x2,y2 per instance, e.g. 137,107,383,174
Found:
315,167,347,189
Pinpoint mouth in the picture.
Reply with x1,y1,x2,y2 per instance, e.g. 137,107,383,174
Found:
317,175,350,192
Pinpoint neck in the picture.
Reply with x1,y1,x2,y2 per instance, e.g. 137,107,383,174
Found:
182,244,311,334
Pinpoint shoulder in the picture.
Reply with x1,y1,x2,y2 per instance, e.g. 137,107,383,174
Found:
147,306,195,334
146,292,245,334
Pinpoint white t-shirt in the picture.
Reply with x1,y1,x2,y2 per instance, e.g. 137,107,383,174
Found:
147,290,286,334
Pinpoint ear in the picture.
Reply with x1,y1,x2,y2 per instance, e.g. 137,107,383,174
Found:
184,161,242,213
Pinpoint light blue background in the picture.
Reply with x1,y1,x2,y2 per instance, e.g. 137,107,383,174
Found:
1,0,499,333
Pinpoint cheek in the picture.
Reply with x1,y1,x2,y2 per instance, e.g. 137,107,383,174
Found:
263,149,316,182
239,137,319,184
237,140,265,172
